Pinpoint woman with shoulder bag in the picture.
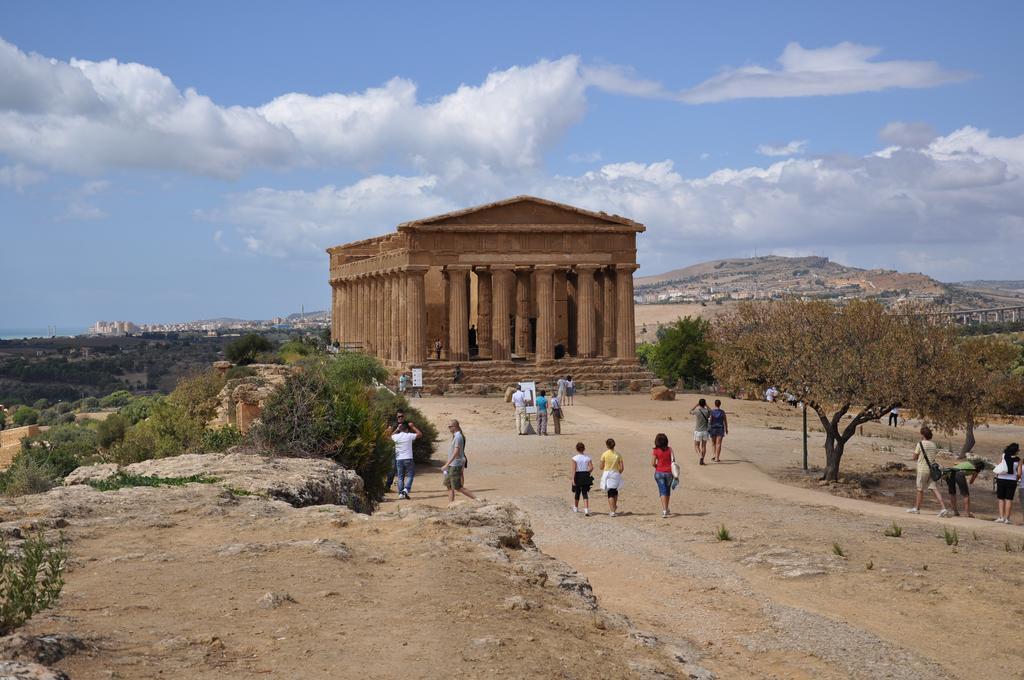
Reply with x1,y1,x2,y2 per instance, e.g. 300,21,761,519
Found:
906,425,950,517
995,443,1020,524
570,442,594,516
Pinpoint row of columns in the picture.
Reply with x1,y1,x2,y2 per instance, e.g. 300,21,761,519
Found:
331,266,430,364
332,263,637,366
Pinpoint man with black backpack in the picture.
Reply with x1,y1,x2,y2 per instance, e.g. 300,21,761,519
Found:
906,425,951,517
689,398,712,466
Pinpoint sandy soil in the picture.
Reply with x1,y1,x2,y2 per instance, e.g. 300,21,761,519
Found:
404,394,1024,680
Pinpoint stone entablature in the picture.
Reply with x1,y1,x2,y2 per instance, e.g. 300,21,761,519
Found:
327,196,644,367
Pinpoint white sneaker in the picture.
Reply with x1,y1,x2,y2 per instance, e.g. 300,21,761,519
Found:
937,510,950,518
994,517,1004,523
609,512,617,517
571,506,578,513
905,508,919,514
584,510,590,516
662,510,669,518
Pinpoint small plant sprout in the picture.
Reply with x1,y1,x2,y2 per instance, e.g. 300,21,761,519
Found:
715,525,732,541
883,522,903,538
866,560,874,570
832,543,845,557
942,526,959,547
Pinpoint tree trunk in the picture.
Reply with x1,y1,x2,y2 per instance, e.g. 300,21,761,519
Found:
960,414,975,457
822,432,847,481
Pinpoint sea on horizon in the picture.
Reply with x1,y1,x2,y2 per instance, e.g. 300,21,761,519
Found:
0,328,88,340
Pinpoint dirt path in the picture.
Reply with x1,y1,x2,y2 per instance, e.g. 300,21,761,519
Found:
406,395,1024,680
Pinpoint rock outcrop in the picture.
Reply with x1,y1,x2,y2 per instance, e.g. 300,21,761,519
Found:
63,450,363,508
650,385,675,401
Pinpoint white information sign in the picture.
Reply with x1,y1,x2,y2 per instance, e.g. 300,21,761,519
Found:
412,368,423,388
519,381,537,415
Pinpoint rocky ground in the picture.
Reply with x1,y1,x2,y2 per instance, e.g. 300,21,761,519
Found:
1,454,702,679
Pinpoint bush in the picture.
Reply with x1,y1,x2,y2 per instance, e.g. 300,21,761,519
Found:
322,352,389,385
108,401,205,465
202,425,243,452
649,317,714,389
225,334,275,365
97,413,130,449
166,371,225,423
32,399,50,410
119,395,160,424
11,406,38,427
0,532,66,636
80,397,100,409
252,369,390,507
0,458,60,496
0,410,5,430
279,340,313,363
99,390,133,408
224,365,256,381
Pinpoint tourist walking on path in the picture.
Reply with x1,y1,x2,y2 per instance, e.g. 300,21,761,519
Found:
943,458,987,517
906,426,951,517
888,407,900,427
651,433,675,518
398,373,408,395
557,376,568,407
994,443,1021,524
570,442,594,516
600,438,624,517
708,399,728,463
536,390,549,435
512,384,528,434
690,399,712,465
550,392,563,435
390,420,421,499
442,420,476,502
566,376,576,406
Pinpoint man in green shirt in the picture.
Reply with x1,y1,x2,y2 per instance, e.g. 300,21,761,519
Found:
943,458,987,517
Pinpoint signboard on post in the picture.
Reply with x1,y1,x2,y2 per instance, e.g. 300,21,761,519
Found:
412,368,423,388
519,381,537,415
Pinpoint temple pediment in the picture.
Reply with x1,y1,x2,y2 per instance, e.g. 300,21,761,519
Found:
397,196,644,231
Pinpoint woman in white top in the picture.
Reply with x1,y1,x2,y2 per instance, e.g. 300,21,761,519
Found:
570,441,594,516
995,443,1020,524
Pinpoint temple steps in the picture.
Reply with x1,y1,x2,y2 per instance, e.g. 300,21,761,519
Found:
391,358,661,395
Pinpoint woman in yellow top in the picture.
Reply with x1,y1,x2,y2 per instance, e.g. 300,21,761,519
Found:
600,438,625,517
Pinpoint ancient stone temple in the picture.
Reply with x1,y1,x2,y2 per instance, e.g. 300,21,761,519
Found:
327,196,657,391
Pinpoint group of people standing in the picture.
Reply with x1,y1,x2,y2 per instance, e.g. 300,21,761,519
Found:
511,376,574,436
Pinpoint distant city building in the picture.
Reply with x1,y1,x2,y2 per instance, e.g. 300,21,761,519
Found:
89,320,139,335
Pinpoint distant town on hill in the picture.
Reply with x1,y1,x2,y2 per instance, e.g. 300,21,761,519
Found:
87,310,329,336
635,256,1023,310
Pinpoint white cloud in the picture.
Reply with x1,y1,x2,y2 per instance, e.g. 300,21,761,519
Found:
0,163,45,192
880,121,938,148
757,140,807,157
57,179,111,221
0,38,969,180
699,153,711,160
677,42,970,104
206,126,1024,281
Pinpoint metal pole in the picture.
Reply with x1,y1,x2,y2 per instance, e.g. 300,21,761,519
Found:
802,402,809,471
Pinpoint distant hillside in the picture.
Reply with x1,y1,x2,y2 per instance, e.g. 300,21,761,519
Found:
635,256,984,307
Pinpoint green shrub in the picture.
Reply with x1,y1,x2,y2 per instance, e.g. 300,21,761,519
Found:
252,370,390,508
11,406,38,427
0,532,66,636
715,525,731,541
99,390,133,408
943,526,959,546
321,352,389,385
80,397,100,409
883,522,903,538
108,401,205,465
202,425,243,452
32,399,50,410
96,413,130,449
0,424,99,495
119,395,160,424
0,410,5,430
0,458,60,496
225,334,275,365
832,543,846,557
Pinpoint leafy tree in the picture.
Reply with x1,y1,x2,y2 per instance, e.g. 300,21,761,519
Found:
11,407,38,427
909,335,1023,455
649,317,714,389
0,531,66,635
635,342,655,369
225,334,275,365
119,395,161,424
713,299,953,481
0,410,5,430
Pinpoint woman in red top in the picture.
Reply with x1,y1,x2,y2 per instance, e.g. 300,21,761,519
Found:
651,432,675,518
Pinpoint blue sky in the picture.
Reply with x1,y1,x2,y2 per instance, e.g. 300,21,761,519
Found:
2,1,1022,326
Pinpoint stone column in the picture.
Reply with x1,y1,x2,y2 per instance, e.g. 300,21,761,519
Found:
330,283,339,344
602,267,617,357
616,264,639,359
382,275,393,362
357,278,367,350
370,275,381,357
534,265,556,363
491,266,515,360
446,265,470,362
476,268,492,360
389,272,401,363
576,265,599,358
514,267,532,356
405,266,428,364
398,270,408,362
